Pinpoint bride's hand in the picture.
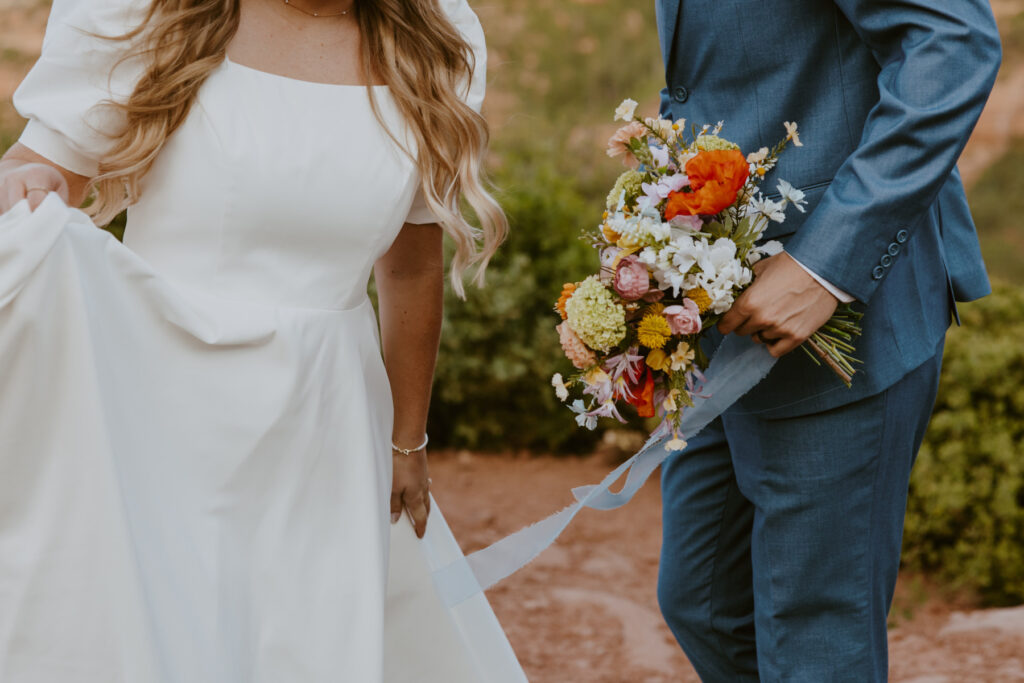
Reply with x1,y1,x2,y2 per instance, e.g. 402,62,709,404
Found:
0,161,70,214
391,449,431,539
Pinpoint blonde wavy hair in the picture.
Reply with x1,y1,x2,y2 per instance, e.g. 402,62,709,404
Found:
90,0,506,296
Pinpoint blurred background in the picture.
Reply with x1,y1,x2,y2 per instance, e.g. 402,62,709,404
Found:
1,0,1022,679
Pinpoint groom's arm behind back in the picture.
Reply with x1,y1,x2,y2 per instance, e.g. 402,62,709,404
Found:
782,0,1002,304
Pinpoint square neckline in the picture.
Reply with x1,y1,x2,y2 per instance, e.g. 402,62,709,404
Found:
223,56,388,89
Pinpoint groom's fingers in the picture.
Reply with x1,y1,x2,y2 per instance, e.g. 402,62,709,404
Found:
717,299,750,336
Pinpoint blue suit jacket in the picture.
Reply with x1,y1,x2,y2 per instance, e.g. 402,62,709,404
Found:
655,0,1002,417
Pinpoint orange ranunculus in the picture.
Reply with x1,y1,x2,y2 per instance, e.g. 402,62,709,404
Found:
625,367,656,418
664,149,750,218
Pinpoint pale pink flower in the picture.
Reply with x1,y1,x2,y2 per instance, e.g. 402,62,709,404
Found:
663,299,702,335
613,255,651,301
557,321,597,369
604,347,644,384
606,121,647,168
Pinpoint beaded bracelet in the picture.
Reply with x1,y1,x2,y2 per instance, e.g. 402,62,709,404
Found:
391,434,429,455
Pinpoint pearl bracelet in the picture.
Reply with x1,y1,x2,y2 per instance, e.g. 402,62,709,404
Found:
392,434,429,455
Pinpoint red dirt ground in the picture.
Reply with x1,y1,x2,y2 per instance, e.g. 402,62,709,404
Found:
432,453,1024,683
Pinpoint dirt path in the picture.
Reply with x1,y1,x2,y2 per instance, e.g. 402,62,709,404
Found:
431,453,1024,682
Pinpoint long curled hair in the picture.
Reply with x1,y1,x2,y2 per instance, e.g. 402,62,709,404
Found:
89,0,506,296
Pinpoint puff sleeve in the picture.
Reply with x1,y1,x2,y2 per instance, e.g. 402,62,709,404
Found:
13,0,149,177
403,0,487,225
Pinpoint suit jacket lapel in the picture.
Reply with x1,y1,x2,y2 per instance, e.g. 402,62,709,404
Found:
655,0,681,67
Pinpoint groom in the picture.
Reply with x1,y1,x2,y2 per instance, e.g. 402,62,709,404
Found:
653,1,1002,680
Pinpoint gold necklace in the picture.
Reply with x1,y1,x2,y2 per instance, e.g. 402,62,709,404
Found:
282,0,353,18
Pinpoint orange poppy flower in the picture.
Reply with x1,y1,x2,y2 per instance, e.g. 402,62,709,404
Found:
625,367,656,418
664,150,750,218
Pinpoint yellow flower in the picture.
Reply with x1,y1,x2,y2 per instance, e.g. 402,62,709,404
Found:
584,367,610,386
670,341,696,372
685,287,712,315
646,348,672,372
638,313,672,349
663,388,681,412
646,302,666,316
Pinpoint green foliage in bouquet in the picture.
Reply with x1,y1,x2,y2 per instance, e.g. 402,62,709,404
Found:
902,281,1024,605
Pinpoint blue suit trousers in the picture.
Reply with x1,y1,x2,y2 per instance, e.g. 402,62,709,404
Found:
657,341,943,682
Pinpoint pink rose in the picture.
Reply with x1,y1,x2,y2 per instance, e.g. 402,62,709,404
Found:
557,321,597,370
613,255,651,301
663,299,702,335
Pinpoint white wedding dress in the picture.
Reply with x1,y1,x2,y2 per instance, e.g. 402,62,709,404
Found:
0,0,525,681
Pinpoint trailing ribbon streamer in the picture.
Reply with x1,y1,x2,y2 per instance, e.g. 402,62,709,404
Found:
432,333,778,607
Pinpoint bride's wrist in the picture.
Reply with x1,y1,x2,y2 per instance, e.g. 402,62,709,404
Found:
392,433,429,455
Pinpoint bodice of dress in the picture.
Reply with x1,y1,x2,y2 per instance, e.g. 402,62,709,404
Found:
13,0,487,311
124,60,418,311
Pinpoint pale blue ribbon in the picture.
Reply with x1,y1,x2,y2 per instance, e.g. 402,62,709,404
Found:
432,334,778,607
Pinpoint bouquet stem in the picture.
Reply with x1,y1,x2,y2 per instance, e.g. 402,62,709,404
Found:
799,304,863,388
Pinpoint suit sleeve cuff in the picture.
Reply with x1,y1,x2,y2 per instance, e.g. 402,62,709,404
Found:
786,251,856,303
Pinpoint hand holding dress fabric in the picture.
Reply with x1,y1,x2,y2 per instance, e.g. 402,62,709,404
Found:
0,159,69,213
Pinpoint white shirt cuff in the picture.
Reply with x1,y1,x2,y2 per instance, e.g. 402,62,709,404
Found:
787,252,856,303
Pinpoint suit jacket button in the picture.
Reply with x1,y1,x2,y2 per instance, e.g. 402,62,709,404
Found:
881,254,894,267
888,243,900,256
672,85,690,103
872,265,885,280
896,229,909,243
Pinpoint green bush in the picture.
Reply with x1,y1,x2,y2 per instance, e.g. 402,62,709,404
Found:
427,160,603,452
967,137,1024,286
903,281,1024,605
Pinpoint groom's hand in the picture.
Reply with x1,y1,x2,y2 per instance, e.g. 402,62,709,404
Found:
717,252,839,358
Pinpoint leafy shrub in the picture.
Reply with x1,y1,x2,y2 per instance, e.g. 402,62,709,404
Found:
967,137,1024,286
903,281,1024,605
427,160,604,452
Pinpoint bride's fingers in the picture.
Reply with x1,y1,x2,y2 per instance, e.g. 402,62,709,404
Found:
26,187,50,211
390,490,402,525
403,490,429,539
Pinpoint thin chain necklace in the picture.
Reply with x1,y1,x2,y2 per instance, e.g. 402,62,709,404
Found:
282,0,353,18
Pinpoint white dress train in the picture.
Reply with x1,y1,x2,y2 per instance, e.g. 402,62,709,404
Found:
0,0,525,680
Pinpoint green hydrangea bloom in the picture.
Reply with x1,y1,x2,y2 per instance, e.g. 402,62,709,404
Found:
606,170,645,210
565,276,627,352
695,134,740,152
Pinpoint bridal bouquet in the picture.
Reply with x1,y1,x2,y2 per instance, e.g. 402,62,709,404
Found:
551,100,862,448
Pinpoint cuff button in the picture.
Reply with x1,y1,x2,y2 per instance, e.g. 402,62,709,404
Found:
896,229,909,243
888,243,900,256
881,254,894,267
872,265,885,280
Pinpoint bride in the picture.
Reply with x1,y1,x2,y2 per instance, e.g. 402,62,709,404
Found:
0,0,524,680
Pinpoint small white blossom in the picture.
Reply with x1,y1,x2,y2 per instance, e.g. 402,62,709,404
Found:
649,145,670,169
748,194,786,223
784,121,803,147
570,400,598,430
777,179,807,213
746,147,769,164
645,117,676,142
665,434,688,452
551,373,569,402
614,98,639,122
